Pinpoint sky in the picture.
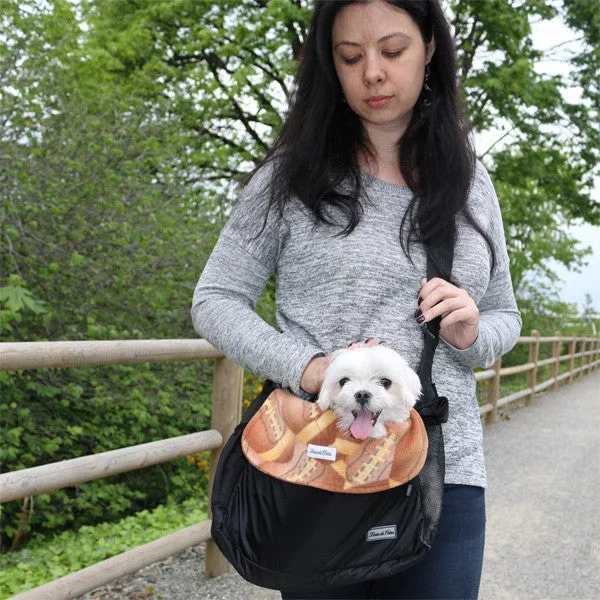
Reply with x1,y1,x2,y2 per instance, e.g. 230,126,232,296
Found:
552,216,600,311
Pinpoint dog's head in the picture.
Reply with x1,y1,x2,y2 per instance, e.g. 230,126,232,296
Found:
317,346,421,440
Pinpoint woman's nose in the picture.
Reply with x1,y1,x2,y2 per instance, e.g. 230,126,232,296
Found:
363,55,386,85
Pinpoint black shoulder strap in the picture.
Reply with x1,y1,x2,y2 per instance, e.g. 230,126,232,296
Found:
414,246,453,425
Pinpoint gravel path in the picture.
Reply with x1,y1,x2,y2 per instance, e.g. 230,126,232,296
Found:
80,371,599,600
79,543,277,600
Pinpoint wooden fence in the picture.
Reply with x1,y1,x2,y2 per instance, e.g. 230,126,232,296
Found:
0,331,599,600
474,331,599,424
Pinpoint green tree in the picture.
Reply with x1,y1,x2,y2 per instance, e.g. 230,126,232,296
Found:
78,0,599,291
580,293,600,335
1,0,216,549
451,0,600,290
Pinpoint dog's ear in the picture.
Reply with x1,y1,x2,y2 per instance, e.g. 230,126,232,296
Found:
315,349,347,410
401,366,422,409
316,376,333,410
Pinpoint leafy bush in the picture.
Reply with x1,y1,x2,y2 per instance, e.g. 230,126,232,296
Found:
0,497,207,599
0,359,214,551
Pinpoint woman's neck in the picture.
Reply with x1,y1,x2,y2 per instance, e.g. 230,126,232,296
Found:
358,122,408,186
358,135,406,185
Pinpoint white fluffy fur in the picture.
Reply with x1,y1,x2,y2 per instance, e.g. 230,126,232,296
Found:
317,346,422,439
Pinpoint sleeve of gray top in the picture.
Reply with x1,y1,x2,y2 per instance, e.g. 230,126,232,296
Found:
442,165,522,368
191,168,322,395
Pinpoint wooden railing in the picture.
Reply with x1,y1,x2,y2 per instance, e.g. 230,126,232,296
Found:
0,331,598,599
0,340,243,600
475,331,600,424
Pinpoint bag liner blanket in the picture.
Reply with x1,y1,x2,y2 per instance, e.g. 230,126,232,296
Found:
241,388,428,494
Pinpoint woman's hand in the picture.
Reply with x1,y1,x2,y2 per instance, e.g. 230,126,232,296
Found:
417,277,479,350
300,355,331,394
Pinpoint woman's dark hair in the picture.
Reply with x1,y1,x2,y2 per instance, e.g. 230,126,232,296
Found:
257,0,494,269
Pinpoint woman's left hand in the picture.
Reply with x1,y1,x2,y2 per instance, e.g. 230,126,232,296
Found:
417,277,479,350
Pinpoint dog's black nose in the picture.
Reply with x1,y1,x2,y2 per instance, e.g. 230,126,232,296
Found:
354,390,372,406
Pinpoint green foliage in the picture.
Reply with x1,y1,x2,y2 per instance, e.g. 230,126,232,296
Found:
0,276,48,336
0,0,219,549
0,497,207,599
450,0,600,291
1,1,218,345
0,360,213,550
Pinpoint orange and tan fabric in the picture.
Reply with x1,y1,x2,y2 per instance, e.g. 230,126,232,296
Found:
241,388,428,494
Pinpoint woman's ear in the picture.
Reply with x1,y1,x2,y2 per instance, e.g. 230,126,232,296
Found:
425,35,436,65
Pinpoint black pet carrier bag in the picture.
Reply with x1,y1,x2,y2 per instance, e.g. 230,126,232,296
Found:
209,253,451,592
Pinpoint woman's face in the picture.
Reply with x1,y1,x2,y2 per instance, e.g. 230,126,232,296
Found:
332,0,435,137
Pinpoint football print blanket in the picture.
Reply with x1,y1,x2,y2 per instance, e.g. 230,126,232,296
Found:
241,388,428,494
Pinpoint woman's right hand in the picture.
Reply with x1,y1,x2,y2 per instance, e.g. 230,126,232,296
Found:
299,355,331,395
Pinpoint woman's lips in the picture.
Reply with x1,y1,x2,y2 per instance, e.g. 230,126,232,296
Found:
366,96,391,108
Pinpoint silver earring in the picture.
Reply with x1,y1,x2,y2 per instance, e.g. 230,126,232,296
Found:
421,64,432,112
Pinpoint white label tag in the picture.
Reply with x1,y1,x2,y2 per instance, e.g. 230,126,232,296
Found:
366,525,397,542
307,444,337,462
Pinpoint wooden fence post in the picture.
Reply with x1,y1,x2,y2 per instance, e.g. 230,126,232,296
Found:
551,331,561,391
567,335,576,384
485,358,502,424
205,357,244,579
587,338,596,374
584,338,590,374
526,330,540,405
579,338,587,379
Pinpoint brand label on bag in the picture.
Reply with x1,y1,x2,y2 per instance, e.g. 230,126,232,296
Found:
307,444,337,461
366,525,397,542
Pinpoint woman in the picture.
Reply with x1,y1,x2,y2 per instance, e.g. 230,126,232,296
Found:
192,1,521,598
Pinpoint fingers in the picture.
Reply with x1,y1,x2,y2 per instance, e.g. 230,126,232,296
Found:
418,277,453,307
437,304,478,328
417,278,478,325
347,338,381,349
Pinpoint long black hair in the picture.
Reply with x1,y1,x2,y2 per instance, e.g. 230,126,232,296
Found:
257,0,494,269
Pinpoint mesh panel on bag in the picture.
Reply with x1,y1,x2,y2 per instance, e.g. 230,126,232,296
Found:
418,424,445,545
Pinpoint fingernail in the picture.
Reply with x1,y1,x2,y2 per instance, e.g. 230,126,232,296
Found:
418,296,423,305
414,308,422,319
364,338,373,343
379,340,387,345
417,315,425,324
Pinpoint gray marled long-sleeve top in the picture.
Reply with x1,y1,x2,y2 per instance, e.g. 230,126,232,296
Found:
192,162,521,488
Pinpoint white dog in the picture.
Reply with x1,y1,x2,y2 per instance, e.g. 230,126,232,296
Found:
317,346,422,440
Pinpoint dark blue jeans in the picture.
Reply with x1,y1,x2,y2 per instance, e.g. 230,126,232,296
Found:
281,485,486,600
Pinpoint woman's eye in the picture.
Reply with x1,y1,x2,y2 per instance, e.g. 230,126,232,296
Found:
342,56,359,65
339,377,350,387
384,50,402,58
379,378,392,389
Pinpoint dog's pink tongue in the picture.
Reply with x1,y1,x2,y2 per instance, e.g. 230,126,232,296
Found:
351,411,374,440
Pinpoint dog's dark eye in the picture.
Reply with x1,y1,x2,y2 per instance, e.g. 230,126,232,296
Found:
339,377,350,388
379,378,392,389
